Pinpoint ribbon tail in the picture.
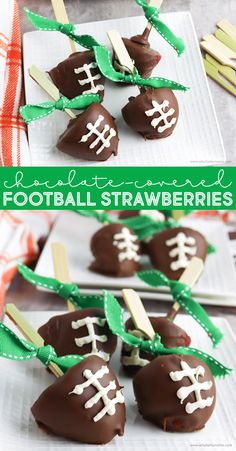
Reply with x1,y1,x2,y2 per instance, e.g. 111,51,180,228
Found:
171,346,232,378
93,46,125,82
137,269,169,288
52,354,85,373
177,295,224,347
150,17,185,56
25,8,61,32
103,290,143,347
68,94,101,109
208,242,216,254
0,322,37,361
20,104,53,124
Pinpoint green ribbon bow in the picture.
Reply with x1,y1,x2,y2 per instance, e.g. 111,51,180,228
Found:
18,263,104,309
137,269,223,346
135,0,185,56
93,45,188,90
25,8,188,92
0,322,84,373
76,209,179,241
20,93,101,124
103,290,231,378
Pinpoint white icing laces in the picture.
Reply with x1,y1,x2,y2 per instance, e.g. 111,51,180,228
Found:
79,114,116,155
145,99,177,133
169,360,214,414
69,365,124,422
166,232,197,271
113,227,140,263
122,329,149,367
74,61,104,95
72,317,110,362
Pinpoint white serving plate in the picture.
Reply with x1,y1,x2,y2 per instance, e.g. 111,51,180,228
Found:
23,12,225,166
0,312,235,451
34,212,236,306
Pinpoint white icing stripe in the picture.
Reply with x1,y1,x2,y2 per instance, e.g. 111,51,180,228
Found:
79,115,116,155
169,360,214,415
74,61,104,95
145,99,177,133
113,227,140,263
166,232,197,271
122,329,149,367
72,317,110,361
69,365,125,422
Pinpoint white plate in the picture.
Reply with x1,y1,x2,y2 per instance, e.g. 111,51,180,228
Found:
35,212,236,306
23,12,225,166
0,311,235,451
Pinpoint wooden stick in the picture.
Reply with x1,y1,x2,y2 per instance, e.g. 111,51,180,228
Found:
217,19,236,42
4,304,63,377
122,289,155,340
51,0,77,53
51,242,76,312
29,65,76,119
200,35,236,70
167,257,204,321
142,0,164,40
107,30,135,74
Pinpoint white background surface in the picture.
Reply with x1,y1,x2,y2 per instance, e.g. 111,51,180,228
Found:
0,311,235,450
23,12,225,166
35,213,236,306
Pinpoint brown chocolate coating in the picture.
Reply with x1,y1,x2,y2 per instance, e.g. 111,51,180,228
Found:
114,35,161,79
122,88,179,139
38,308,117,361
90,223,141,277
133,354,216,432
147,227,208,280
57,103,119,161
49,50,105,100
32,356,125,444
121,317,191,376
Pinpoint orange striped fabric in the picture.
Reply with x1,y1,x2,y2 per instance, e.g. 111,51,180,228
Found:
0,0,30,166
0,210,57,314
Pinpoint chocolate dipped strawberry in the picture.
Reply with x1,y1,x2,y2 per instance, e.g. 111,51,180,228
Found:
147,226,208,280
90,223,141,277
121,316,191,375
32,356,125,444
122,88,179,139
49,50,105,100
57,103,119,161
133,354,216,432
38,308,117,362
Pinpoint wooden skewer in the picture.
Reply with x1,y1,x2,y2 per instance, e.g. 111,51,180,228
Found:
29,65,76,119
122,289,156,340
51,0,77,53
51,242,76,312
215,29,236,53
167,257,204,321
107,30,135,74
200,35,236,70
4,304,63,377
142,0,164,41
217,19,236,42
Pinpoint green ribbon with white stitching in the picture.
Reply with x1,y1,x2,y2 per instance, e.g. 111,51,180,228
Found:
137,269,223,346
20,93,101,124
25,8,188,91
0,322,84,373
18,263,104,309
103,290,231,377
